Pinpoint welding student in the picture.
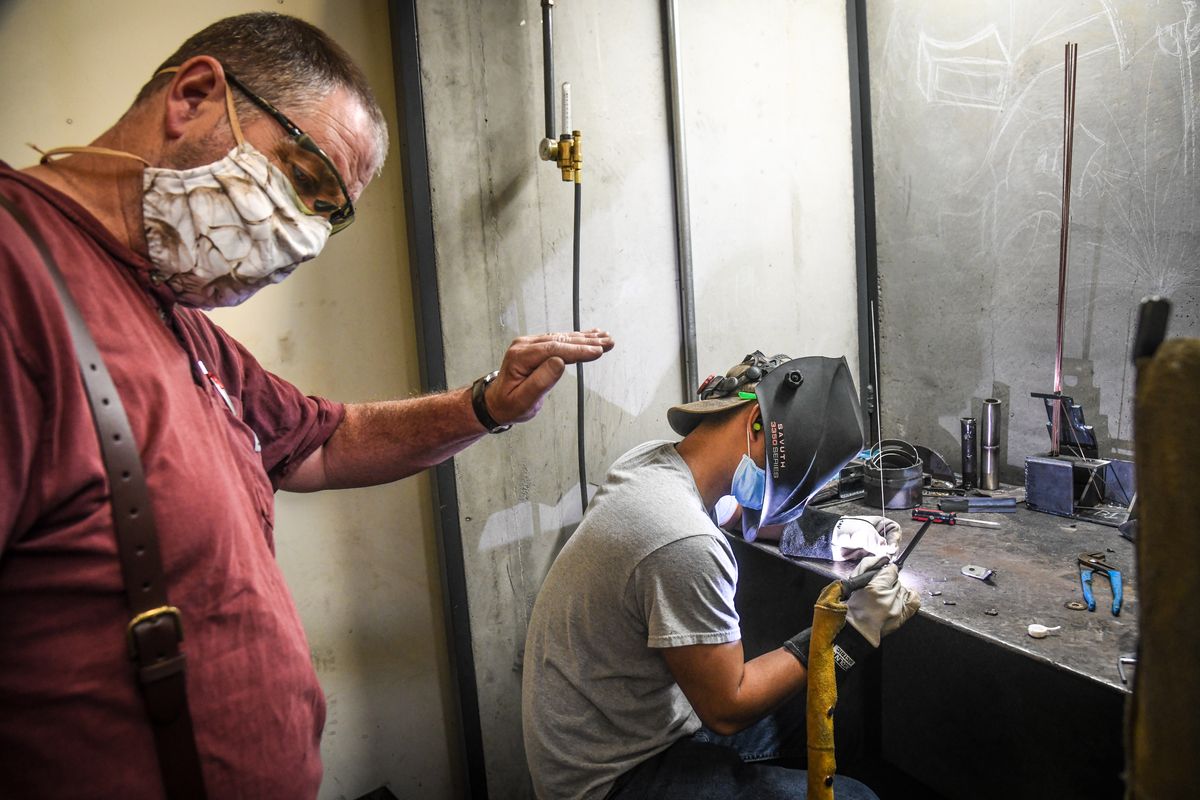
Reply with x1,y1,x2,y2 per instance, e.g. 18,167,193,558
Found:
522,352,919,800
0,12,613,799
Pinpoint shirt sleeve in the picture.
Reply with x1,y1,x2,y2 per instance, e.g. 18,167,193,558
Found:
0,322,42,550
631,534,741,649
177,309,345,488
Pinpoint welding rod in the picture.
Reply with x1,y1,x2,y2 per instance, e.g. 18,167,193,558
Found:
1052,42,1079,456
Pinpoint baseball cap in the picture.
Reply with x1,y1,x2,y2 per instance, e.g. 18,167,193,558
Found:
667,351,791,436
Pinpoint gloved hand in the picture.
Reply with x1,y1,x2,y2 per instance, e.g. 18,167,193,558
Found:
828,516,900,561
845,555,921,647
781,555,920,672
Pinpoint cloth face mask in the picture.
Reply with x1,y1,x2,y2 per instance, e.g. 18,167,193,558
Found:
140,142,332,308
39,73,333,308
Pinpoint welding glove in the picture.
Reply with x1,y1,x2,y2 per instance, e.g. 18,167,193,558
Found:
831,517,901,562
845,556,921,647
782,556,920,676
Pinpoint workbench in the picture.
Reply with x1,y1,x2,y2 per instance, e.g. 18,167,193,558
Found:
728,496,1137,799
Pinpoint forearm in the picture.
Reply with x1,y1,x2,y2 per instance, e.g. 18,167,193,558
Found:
279,330,614,493
666,641,808,737
709,648,807,734
283,388,486,491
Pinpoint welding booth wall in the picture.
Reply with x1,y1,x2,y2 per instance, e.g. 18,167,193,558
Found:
867,0,1200,477
411,0,862,796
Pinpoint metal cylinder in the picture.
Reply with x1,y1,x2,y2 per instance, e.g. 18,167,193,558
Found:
863,439,924,509
960,418,978,489
981,398,1002,448
980,399,1002,489
981,446,1000,490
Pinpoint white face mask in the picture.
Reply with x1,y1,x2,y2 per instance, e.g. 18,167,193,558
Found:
39,71,335,308
141,142,331,308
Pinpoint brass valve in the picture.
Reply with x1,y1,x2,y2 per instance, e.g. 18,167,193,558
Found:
557,130,582,183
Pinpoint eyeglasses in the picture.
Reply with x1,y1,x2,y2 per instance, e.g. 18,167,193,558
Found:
225,71,355,234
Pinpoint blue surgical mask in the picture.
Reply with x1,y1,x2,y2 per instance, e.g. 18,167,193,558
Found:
731,454,765,510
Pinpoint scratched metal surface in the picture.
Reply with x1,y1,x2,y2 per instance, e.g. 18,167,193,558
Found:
751,498,1138,692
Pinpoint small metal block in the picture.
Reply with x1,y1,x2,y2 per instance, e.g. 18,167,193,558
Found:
961,564,995,581
984,608,999,616
943,601,957,606
929,590,942,596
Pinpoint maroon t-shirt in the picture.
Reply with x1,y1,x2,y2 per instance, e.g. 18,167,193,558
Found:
0,164,345,798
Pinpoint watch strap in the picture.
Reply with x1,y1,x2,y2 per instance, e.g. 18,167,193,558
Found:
471,371,511,433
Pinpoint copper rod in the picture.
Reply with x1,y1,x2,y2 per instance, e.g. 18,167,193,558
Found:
1052,42,1078,456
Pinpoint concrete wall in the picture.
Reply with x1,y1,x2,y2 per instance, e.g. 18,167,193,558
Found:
867,0,1200,477
0,3,459,798
679,0,861,380
416,1,861,795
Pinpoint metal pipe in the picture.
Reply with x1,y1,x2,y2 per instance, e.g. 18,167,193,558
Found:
541,1,556,142
980,398,1001,490
663,0,699,401
960,417,978,489
846,0,882,445
574,181,587,515
981,398,1002,447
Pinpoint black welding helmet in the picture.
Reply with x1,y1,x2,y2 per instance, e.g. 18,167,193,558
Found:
741,356,865,542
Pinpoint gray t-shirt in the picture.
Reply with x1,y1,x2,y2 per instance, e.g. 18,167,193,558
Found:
522,441,741,799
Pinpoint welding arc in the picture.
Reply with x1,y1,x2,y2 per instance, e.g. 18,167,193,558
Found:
840,519,932,599
1051,42,1078,457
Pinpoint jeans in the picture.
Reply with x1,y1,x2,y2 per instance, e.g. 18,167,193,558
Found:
606,698,878,800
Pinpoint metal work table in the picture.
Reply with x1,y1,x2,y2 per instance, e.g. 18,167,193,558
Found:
728,496,1137,799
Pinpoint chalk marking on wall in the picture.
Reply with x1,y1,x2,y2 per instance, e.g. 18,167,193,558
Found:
916,24,1012,109
878,1,1200,452
1156,0,1199,173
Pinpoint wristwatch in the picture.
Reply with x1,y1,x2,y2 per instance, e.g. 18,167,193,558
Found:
471,370,512,433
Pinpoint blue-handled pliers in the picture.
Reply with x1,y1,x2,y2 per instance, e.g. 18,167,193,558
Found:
1078,552,1123,616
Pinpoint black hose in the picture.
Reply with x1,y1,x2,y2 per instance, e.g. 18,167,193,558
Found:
542,3,555,141
574,181,587,516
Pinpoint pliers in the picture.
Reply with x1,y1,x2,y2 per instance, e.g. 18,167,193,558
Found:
1078,552,1123,616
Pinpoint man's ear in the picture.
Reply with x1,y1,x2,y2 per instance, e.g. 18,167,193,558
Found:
161,56,227,141
749,405,763,434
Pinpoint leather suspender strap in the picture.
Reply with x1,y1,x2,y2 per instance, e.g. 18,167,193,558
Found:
0,194,208,800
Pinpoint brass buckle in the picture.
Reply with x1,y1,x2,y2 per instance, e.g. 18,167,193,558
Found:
126,605,184,659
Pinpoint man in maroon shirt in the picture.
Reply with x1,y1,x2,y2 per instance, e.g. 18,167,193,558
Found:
0,12,612,799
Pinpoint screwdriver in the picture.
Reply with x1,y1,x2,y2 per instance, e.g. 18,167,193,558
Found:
912,507,1001,529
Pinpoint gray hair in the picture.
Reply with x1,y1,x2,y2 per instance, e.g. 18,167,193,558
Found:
134,12,388,175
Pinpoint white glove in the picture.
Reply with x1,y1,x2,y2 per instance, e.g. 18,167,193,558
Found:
829,516,901,562
845,555,921,647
